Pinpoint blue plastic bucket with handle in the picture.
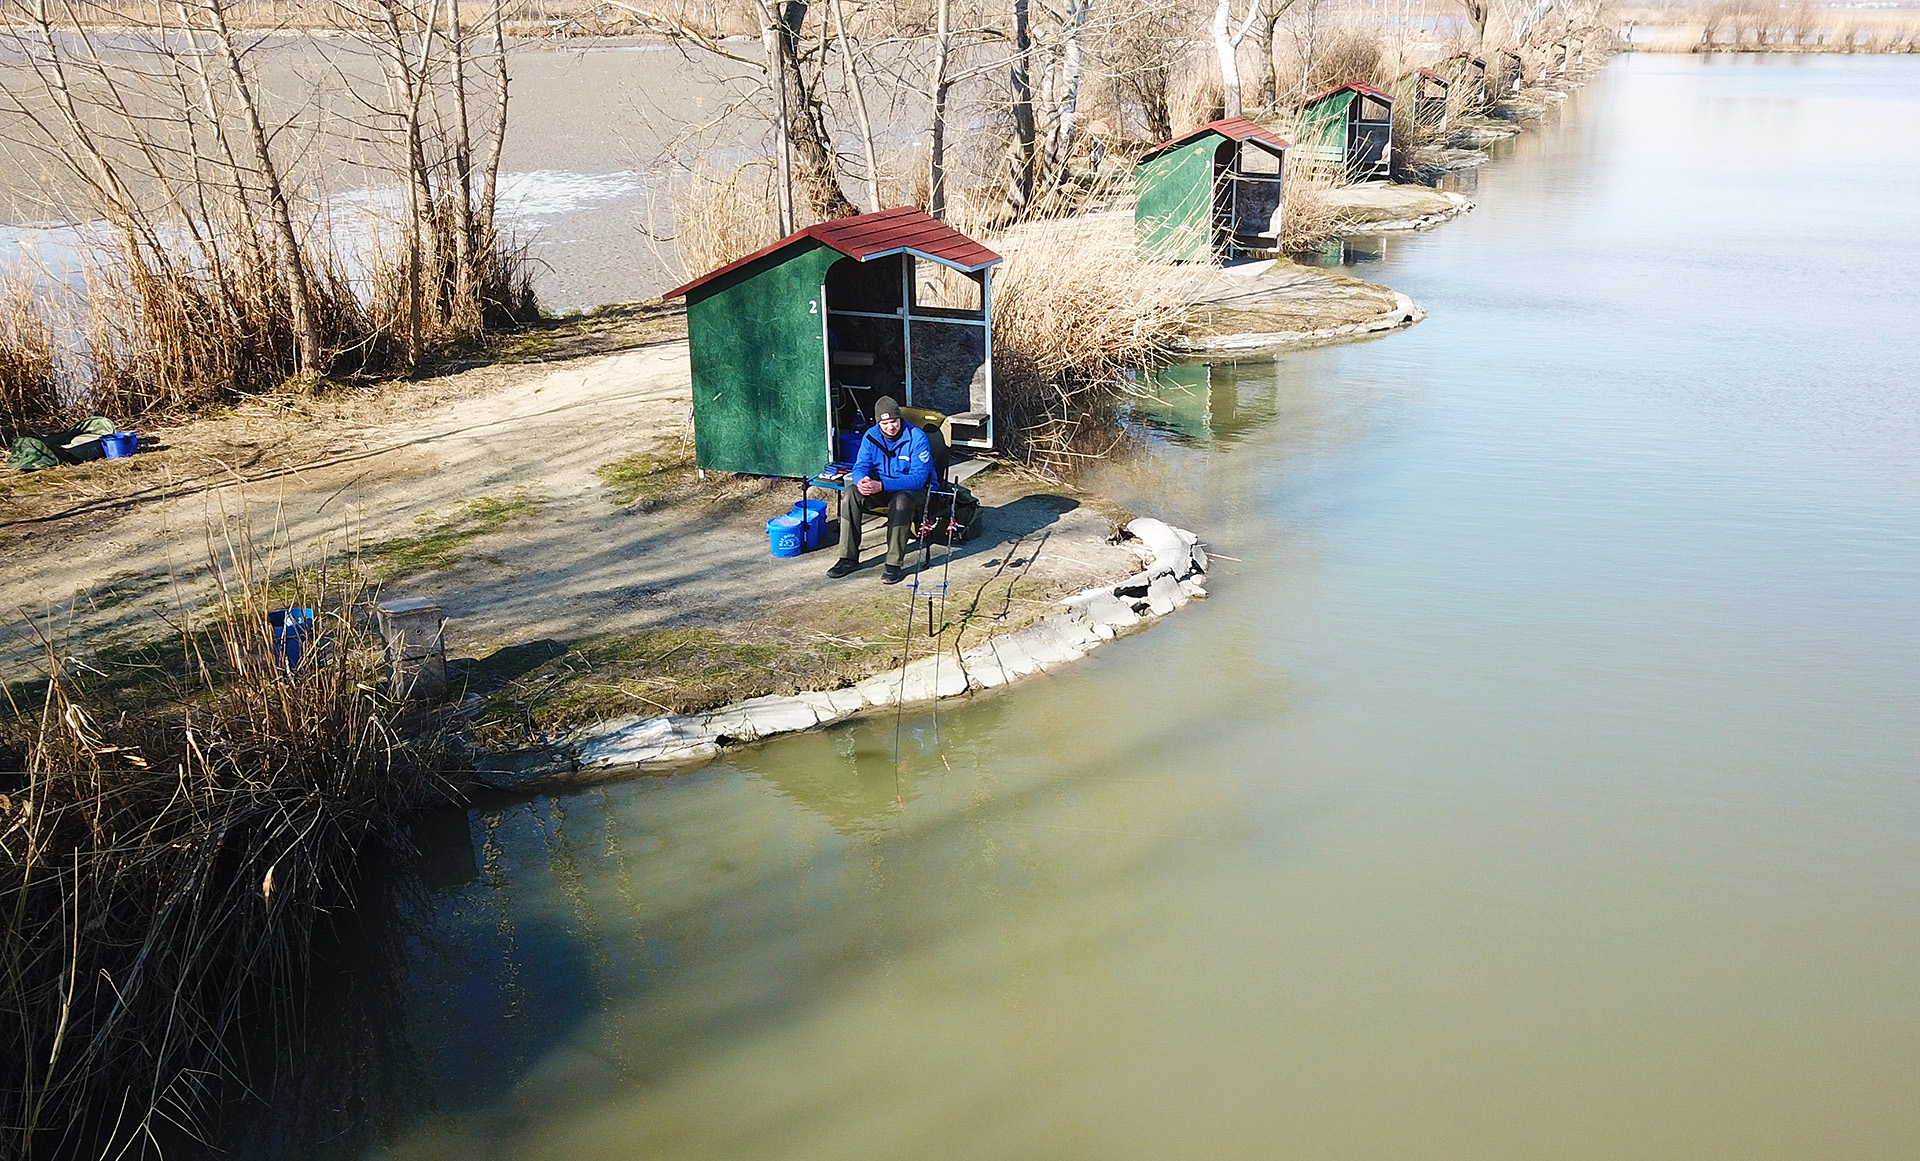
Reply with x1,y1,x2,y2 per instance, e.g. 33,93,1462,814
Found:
269,607,315,671
790,499,828,548
767,514,804,558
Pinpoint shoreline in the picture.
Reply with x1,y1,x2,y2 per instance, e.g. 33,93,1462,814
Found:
504,517,1210,789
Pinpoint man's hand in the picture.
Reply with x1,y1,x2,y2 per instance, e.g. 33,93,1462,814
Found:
855,477,882,497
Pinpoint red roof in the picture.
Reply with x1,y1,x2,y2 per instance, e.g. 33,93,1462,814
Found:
1400,67,1450,85
1303,81,1395,108
1139,117,1290,164
666,206,1001,301
1444,51,1487,66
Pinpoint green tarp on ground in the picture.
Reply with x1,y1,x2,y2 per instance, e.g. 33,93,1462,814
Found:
9,416,116,471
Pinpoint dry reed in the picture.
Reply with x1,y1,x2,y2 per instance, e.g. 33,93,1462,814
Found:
957,183,1202,475
0,276,66,446
663,163,784,283
0,530,458,1159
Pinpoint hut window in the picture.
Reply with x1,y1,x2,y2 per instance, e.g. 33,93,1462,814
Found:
1236,142,1282,175
1360,97,1391,121
911,257,983,313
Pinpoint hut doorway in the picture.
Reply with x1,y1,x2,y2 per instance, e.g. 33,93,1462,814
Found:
1350,93,1393,180
1223,139,1286,251
823,252,994,453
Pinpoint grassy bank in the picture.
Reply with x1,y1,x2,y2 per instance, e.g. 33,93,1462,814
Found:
0,542,459,1158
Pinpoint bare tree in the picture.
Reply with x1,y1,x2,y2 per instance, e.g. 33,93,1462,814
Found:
1212,0,1264,117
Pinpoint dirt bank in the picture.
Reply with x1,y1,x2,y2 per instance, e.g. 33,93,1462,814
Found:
0,322,1151,755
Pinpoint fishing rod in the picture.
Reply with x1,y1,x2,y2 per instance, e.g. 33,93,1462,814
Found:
927,490,959,751
889,476,937,801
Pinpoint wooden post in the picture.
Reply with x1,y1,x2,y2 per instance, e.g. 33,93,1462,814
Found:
377,597,448,702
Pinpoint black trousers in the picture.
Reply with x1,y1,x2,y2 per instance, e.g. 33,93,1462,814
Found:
838,487,923,567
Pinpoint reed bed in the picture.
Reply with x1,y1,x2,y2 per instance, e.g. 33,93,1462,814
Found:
962,188,1202,476
0,277,66,446
0,534,458,1159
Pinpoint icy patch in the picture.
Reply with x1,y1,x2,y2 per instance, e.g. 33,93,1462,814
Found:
495,169,642,222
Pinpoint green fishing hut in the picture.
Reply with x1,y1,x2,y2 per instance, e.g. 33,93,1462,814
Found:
1496,49,1524,98
665,207,1001,480
1445,52,1488,114
1395,67,1450,131
1134,117,1290,262
1295,82,1394,182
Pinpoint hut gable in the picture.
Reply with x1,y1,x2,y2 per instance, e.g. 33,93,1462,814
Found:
1395,68,1451,130
667,209,1002,479
1296,83,1394,182
1444,52,1490,113
1138,116,1290,165
668,207,999,303
1135,118,1290,262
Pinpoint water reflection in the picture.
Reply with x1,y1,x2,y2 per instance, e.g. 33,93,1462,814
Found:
1127,360,1283,445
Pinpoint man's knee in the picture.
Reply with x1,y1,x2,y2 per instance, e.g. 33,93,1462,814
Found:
887,490,918,522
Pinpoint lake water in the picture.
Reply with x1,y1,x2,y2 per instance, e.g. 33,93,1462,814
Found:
245,54,1920,1159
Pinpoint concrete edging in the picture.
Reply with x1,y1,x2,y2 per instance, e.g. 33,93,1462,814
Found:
1340,194,1476,235
554,517,1212,774
1173,290,1427,355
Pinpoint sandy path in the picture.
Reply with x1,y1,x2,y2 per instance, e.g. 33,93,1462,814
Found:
0,342,1138,682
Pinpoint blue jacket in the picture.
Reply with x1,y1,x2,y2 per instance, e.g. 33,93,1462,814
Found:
852,422,934,494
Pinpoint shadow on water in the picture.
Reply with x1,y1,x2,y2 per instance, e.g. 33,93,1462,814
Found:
219,697,1213,1159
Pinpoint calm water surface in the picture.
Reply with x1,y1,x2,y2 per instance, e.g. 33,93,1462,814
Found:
257,54,1920,1159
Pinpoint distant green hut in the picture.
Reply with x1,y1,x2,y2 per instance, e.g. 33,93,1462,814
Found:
1445,52,1488,114
1395,67,1450,131
1134,117,1290,263
1495,49,1524,99
665,207,1000,480
1295,82,1394,183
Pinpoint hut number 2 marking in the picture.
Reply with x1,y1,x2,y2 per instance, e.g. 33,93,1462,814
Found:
809,300,819,314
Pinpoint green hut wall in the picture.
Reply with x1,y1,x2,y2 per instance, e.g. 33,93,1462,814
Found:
1447,56,1488,113
1135,137,1224,263
683,242,842,480
1294,89,1355,173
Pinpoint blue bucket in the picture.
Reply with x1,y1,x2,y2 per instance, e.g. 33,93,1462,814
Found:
101,431,138,458
790,499,828,548
835,430,864,465
767,514,804,558
269,607,315,671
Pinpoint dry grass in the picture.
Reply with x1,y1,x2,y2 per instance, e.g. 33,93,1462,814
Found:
0,276,66,446
953,185,1201,476
0,530,459,1159
0,211,538,445
663,163,784,284
1278,169,1345,249
1686,2,1920,51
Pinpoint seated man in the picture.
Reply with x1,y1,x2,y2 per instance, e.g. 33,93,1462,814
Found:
827,395,934,584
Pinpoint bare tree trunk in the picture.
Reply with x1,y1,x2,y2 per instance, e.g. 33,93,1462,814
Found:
928,0,951,217
829,0,881,212
1041,0,1087,189
773,0,858,222
1212,0,1261,118
1463,0,1489,50
375,0,443,366
1254,1,1279,109
446,0,476,318
201,0,323,373
1214,0,1238,117
1004,0,1036,216
758,0,795,233
479,0,509,230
